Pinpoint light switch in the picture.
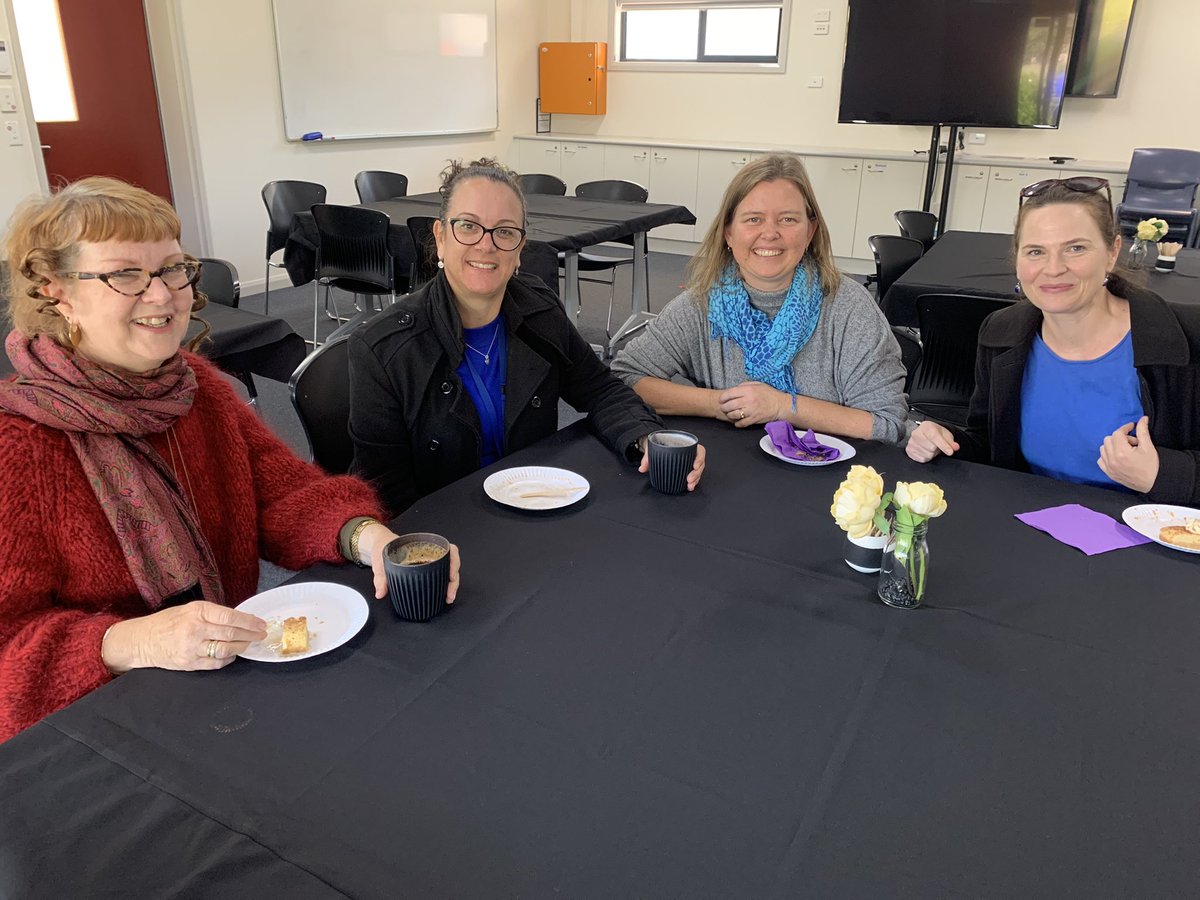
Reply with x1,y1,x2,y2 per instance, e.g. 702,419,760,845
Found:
814,22,830,35
0,88,16,113
815,9,832,21
807,76,824,88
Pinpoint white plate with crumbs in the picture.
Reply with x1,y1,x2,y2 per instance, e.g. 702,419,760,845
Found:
483,466,590,511
236,582,369,662
1121,504,1200,555
758,431,856,467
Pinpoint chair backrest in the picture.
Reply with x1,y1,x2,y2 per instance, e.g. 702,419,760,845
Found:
867,235,923,305
575,179,649,203
406,216,440,288
195,257,240,308
909,293,1011,426
263,180,327,256
520,173,567,196
354,170,409,204
289,334,354,474
311,203,394,293
894,210,938,251
1121,148,1200,210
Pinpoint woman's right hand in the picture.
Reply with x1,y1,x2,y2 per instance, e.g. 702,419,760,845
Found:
101,601,268,675
906,421,960,463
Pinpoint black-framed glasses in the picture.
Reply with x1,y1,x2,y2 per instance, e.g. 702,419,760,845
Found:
448,218,526,252
61,259,202,297
1019,177,1112,211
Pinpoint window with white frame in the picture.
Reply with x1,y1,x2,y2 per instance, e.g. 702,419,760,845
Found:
611,0,790,72
12,0,78,122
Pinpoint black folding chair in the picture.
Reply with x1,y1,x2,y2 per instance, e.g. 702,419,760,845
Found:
867,235,924,307
310,204,395,347
262,180,326,315
354,170,409,204
406,216,440,290
894,209,939,251
520,173,567,196
289,334,354,474
196,258,258,408
568,179,650,340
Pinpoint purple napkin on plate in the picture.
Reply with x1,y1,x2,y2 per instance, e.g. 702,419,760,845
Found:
764,421,840,461
1015,503,1151,555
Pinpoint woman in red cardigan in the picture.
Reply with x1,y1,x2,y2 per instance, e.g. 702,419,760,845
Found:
0,177,459,742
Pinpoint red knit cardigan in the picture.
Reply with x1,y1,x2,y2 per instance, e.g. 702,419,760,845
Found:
0,352,384,742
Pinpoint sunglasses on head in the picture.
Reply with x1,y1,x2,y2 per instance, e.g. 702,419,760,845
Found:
1019,176,1112,211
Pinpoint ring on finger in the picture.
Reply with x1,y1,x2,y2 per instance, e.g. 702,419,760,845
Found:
206,639,218,659
739,408,746,420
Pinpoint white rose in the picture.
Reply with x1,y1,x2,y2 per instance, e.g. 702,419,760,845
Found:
893,481,948,518
831,482,878,538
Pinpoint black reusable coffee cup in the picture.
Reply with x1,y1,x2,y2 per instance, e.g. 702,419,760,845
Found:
647,430,698,495
384,533,451,622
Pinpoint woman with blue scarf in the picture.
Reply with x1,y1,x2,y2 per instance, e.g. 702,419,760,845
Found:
611,154,909,444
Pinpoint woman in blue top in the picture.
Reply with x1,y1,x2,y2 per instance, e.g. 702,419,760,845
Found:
907,177,1200,504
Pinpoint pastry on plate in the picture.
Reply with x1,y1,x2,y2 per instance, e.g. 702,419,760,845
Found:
1159,518,1200,550
281,616,309,654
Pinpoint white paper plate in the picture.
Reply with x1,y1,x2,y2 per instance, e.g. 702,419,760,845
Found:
235,582,369,662
758,431,856,467
483,466,590,510
1121,504,1200,555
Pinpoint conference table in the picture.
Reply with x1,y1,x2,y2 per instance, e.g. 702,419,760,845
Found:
882,230,1200,327
285,192,696,355
3,417,1199,897
0,302,305,384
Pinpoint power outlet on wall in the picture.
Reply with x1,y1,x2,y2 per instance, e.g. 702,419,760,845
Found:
3,120,21,146
0,88,15,113
968,132,987,145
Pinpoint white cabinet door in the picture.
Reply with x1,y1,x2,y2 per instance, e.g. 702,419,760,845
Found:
518,140,562,178
559,142,604,193
694,151,756,240
940,165,990,233
648,148,699,241
803,156,863,259
602,145,651,191
1056,167,1127,209
980,166,1039,234
852,159,926,259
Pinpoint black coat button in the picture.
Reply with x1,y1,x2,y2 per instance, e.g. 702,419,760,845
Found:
531,395,542,408
398,313,413,327
428,439,440,451
440,381,453,394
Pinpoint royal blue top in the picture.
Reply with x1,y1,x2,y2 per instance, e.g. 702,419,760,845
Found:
1019,330,1143,488
456,317,507,467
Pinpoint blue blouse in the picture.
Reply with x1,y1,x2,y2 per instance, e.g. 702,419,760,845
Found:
1019,330,1143,488
456,317,507,467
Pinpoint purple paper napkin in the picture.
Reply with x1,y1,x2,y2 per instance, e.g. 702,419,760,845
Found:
764,421,840,461
1015,503,1151,555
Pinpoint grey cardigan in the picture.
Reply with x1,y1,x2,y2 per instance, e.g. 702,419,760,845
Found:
610,276,911,444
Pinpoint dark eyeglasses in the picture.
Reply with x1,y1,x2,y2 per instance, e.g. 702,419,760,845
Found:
1019,177,1112,211
447,218,526,252
61,259,202,297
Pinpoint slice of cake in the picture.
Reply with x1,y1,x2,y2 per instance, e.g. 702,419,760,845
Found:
281,616,309,654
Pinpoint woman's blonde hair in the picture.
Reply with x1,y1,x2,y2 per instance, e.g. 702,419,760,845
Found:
687,153,841,302
2,176,208,349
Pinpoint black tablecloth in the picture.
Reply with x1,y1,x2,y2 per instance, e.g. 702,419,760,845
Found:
3,419,1199,897
0,303,305,384
283,192,696,291
883,230,1200,327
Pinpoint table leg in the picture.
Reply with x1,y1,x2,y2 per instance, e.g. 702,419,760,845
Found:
607,231,656,358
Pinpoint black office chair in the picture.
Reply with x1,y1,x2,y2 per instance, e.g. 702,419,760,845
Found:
196,257,258,407
310,204,395,347
354,170,409,204
520,173,567,196
289,334,354,475
262,180,326,315
909,293,1012,428
1114,148,1200,247
894,210,938,251
406,216,440,289
567,179,650,339
867,235,924,307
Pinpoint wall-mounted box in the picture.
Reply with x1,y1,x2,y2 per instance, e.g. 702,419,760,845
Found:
538,42,607,115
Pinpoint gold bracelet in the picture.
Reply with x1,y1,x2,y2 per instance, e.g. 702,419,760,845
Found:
348,518,381,568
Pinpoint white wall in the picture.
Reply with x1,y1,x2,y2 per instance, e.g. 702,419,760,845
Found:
174,0,568,291
0,0,47,231
553,1,1200,163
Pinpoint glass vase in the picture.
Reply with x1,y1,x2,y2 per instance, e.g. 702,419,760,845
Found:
877,519,929,609
1128,238,1150,270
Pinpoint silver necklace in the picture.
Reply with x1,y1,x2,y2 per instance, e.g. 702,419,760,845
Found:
464,326,499,365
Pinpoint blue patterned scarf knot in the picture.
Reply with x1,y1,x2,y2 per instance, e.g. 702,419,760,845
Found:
707,263,824,393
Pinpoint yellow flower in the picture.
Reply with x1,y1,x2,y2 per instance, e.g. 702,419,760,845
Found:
893,481,948,519
1136,218,1168,241
830,465,884,538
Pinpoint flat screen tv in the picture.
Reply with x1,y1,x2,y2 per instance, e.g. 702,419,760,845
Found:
1066,0,1136,97
838,0,1081,128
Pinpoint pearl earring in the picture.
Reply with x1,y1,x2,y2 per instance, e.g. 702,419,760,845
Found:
437,259,444,270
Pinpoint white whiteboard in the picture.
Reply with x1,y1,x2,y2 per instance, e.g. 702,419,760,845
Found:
271,0,498,141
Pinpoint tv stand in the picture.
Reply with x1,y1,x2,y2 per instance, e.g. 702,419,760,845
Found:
920,123,961,235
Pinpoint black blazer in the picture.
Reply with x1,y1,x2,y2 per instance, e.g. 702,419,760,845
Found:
349,272,663,515
953,286,1200,504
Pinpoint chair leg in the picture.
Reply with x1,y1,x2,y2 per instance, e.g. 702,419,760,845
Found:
263,261,271,316
326,284,341,328
312,280,321,347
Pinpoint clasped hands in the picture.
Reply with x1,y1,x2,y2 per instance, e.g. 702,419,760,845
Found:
715,381,792,428
906,416,1159,493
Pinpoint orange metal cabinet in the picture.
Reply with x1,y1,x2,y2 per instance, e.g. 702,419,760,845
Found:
538,42,607,115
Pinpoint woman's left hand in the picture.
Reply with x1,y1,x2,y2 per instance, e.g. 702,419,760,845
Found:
1098,416,1159,493
357,523,461,603
639,442,707,491
716,381,788,428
